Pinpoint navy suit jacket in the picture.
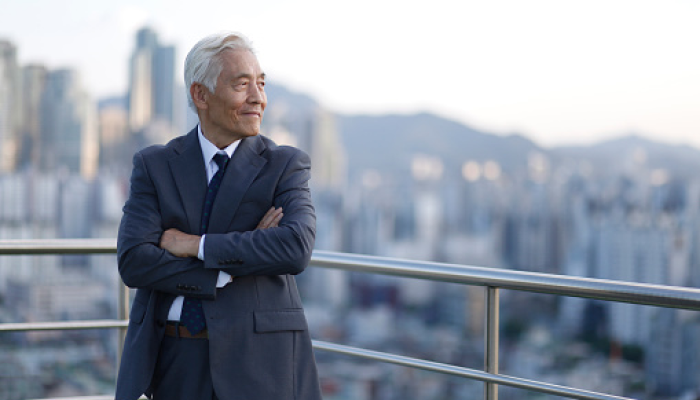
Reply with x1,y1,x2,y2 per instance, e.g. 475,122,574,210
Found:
115,128,322,400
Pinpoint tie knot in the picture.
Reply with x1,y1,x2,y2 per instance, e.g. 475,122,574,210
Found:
213,153,229,170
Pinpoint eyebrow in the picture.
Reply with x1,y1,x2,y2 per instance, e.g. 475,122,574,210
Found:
233,72,266,80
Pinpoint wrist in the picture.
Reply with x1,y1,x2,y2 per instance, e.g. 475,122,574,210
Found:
188,235,202,258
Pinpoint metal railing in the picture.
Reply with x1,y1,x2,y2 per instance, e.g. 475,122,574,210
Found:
3,239,700,400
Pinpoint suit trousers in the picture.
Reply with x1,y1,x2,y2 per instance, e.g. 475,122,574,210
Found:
149,334,218,400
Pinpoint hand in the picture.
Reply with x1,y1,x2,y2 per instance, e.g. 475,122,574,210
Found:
160,228,201,258
256,207,283,230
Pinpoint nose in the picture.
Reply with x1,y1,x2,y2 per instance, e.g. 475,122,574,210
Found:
247,82,264,104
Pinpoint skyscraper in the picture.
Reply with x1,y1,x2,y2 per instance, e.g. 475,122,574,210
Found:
98,103,129,168
40,69,99,178
19,64,47,168
0,40,20,172
127,27,177,142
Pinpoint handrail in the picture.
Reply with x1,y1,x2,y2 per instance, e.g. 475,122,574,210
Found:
311,250,700,310
3,239,696,400
3,241,697,310
0,319,128,332
312,341,630,400
0,238,117,254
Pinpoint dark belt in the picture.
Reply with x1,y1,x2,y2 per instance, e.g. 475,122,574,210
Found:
165,321,208,339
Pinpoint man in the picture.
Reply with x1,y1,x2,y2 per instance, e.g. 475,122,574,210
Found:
116,32,322,400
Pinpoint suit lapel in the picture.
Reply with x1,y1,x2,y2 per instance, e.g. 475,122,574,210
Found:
169,129,208,234
208,135,268,233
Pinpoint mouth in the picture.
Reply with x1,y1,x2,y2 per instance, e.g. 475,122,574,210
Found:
241,111,262,118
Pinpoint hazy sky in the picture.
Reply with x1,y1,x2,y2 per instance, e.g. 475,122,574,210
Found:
2,0,698,147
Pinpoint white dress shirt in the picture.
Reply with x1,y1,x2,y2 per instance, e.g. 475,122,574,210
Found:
167,125,240,321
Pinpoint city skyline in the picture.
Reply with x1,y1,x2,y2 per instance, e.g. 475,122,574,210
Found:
2,24,700,397
1,0,698,148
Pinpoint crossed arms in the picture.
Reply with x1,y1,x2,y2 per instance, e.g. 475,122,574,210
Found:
117,148,316,300
159,207,283,258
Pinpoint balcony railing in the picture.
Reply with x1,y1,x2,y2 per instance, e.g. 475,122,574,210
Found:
3,239,700,400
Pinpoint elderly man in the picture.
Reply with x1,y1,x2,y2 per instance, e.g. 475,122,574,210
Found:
115,32,322,400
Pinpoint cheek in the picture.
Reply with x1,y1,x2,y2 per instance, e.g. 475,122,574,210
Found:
227,107,241,121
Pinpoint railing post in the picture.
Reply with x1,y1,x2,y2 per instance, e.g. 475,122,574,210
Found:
117,280,130,374
485,286,500,400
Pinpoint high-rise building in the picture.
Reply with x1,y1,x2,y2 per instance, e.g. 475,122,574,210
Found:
593,218,668,345
98,104,129,168
40,69,99,178
19,64,47,168
308,109,346,190
647,309,696,396
0,40,20,172
153,45,175,126
127,27,177,141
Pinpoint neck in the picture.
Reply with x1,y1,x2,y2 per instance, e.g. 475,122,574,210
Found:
199,121,243,149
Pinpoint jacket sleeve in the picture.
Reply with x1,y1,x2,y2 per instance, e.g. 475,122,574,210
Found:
203,149,316,276
117,151,218,299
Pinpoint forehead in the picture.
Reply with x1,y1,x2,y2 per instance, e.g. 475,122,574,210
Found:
218,48,263,79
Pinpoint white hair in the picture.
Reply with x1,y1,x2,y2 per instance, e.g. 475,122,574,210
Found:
184,32,255,112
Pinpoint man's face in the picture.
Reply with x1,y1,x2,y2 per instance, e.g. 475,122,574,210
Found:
203,49,266,144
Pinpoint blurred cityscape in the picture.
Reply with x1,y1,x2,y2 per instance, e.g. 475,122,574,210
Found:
1,27,700,399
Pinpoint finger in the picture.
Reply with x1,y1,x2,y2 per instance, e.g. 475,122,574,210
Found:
257,207,277,229
259,208,283,229
269,212,283,228
255,208,273,229
262,207,278,224
264,207,282,224
264,206,278,219
258,208,275,228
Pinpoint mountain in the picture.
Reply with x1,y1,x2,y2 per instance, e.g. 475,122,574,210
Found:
336,112,543,178
227,82,700,182
551,134,700,178
265,82,319,114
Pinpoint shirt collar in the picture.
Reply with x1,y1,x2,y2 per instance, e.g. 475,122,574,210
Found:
197,124,240,164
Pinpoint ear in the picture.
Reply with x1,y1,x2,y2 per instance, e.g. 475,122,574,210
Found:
190,83,208,110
